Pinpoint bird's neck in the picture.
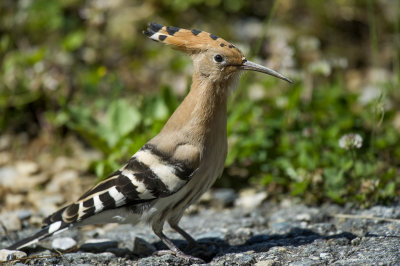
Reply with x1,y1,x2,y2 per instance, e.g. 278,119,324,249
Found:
160,71,229,143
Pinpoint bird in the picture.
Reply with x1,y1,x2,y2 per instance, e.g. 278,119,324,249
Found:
5,22,292,262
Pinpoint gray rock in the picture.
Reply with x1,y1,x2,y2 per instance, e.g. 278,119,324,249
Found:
52,237,77,250
255,260,277,266
106,247,131,257
233,253,256,265
319,252,332,260
0,166,18,188
196,230,225,240
0,249,27,262
211,188,237,208
132,237,156,256
0,211,22,231
80,239,118,253
289,258,320,266
13,263,27,266
16,210,32,221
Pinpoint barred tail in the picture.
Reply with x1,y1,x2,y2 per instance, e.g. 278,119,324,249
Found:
6,221,70,250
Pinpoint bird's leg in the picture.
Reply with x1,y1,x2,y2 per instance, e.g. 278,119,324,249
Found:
152,226,205,263
168,222,198,250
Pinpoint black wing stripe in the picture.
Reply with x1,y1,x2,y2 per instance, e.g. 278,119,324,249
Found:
42,143,197,226
83,198,94,208
135,171,170,197
99,192,115,208
117,174,141,199
141,144,194,180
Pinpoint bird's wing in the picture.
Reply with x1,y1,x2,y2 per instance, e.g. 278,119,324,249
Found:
43,143,200,226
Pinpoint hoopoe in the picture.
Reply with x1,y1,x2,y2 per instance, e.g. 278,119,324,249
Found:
5,22,292,262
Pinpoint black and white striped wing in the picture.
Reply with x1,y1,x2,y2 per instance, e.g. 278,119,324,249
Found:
44,143,198,226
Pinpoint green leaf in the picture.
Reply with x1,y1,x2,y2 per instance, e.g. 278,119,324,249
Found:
104,99,141,147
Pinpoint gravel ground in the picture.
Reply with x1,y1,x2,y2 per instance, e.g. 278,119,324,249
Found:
1,193,399,266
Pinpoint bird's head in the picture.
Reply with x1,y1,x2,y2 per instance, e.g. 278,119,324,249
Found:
144,22,292,85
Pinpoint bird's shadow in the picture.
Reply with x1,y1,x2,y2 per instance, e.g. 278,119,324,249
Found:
3,228,358,264
153,228,357,262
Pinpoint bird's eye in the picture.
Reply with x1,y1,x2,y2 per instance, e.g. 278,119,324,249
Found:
214,54,224,63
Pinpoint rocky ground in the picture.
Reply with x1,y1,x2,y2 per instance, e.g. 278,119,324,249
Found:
0,136,399,265
1,191,399,265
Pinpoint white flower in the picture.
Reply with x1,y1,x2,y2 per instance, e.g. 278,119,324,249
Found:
309,60,332,76
338,133,363,150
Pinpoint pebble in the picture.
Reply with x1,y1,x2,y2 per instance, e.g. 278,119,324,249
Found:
196,230,225,240
234,253,255,264
295,213,311,221
132,237,156,256
15,160,39,176
211,188,237,208
28,192,64,217
0,249,27,262
80,239,118,253
0,165,47,192
255,260,276,266
0,166,18,189
289,258,320,266
5,194,24,208
235,190,267,208
0,200,399,265
0,211,22,231
45,170,79,194
52,237,77,250
17,210,33,221
319,252,332,260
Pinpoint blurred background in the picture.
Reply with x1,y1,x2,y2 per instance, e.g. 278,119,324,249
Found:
0,0,399,216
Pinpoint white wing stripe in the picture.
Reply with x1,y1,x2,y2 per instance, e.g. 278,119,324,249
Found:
109,186,126,207
93,195,103,213
134,150,186,192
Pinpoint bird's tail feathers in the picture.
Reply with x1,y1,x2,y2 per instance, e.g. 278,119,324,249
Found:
6,220,70,250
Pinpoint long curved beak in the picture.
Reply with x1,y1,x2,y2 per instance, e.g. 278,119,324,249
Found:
241,60,293,83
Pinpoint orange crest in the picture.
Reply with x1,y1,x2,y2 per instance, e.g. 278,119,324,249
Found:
144,22,243,55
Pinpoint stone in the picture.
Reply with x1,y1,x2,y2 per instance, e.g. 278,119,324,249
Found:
17,210,32,221
255,260,277,266
132,237,156,256
45,170,79,194
52,237,77,250
288,258,320,266
319,252,332,260
0,134,12,150
0,211,22,231
295,213,311,222
105,247,130,257
15,160,39,176
0,166,47,192
211,188,238,209
0,249,27,262
5,194,24,208
0,166,18,188
27,191,64,217
235,189,267,209
80,239,119,253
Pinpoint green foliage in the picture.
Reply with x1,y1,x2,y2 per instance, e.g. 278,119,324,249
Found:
224,78,400,204
53,86,179,179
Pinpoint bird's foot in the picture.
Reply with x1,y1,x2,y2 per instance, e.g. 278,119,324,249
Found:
153,249,205,264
